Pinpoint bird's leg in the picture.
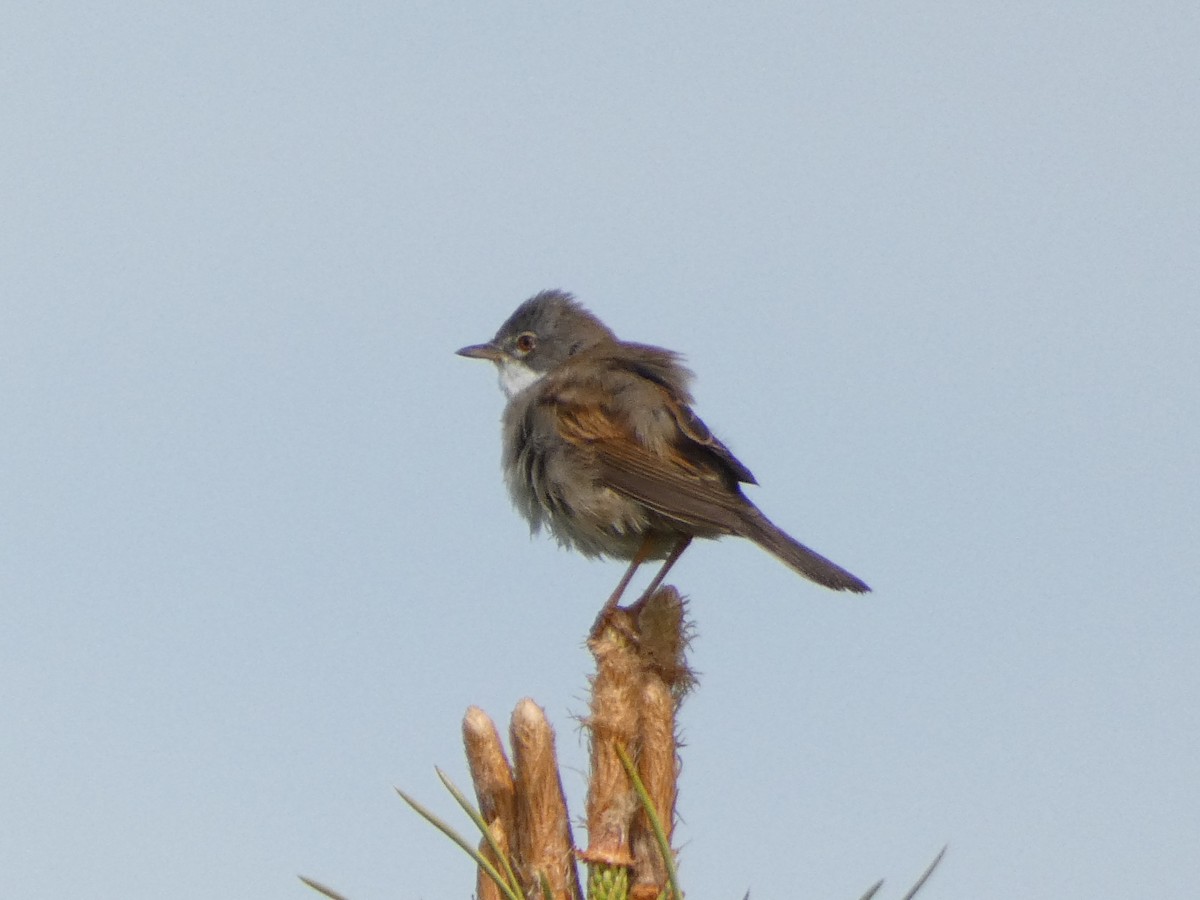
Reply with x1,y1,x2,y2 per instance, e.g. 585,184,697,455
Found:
590,535,694,638
600,536,653,611
633,535,692,605
590,534,655,637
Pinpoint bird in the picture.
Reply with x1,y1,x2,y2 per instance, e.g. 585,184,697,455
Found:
456,289,870,621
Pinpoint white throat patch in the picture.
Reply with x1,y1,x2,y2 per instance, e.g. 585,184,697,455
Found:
496,358,545,399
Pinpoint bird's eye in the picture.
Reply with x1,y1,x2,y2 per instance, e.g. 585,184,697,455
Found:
515,332,537,355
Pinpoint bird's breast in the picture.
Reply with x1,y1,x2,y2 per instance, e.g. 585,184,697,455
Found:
499,402,675,560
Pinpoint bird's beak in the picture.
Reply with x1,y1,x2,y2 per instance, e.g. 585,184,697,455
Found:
456,342,504,362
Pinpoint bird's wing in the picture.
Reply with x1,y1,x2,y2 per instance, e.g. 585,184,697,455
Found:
543,353,756,535
619,343,757,486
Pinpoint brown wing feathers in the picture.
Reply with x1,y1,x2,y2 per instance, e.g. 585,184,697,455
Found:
543,346,870,593
547,351,755,536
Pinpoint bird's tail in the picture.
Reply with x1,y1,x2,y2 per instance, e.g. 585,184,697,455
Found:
738,507,870,593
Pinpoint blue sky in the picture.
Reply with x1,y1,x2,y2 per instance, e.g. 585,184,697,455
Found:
2,3,1197,898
